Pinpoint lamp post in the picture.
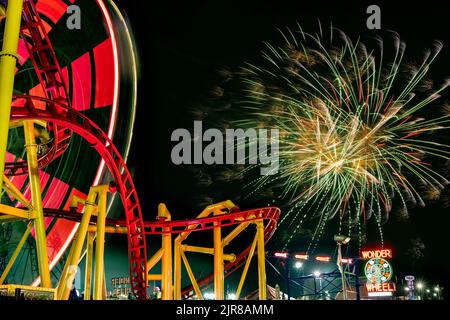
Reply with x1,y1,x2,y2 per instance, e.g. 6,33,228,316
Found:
434,286,441,300
334,235,351,300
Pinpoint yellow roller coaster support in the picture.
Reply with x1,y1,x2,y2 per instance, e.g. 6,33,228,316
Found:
213,208,225,300
24,121,51,288
93,186,108,300
84,232,94,300
158,203,173,300
180,249,203,299
235,234,258,299
0,204,34,220
256,219,267,300
0,0,23,197
182,245,236,262
57,186,100,299
2,174,32,209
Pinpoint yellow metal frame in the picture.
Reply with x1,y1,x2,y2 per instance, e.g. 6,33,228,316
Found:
24,120,52,288
148,201,268,301
57,185,110,300
2,174,32,209
0,0,23,196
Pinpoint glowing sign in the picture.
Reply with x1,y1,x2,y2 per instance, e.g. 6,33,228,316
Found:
361,249,392,260
362,248,395,297
365,258,393,283
366,282,396,293
294,254,309,260
315,256,331,262
274,252,288,258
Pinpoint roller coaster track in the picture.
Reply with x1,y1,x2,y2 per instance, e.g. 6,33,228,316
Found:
42,205,280,299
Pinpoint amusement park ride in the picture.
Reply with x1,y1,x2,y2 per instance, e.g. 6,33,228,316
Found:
0,0,280,300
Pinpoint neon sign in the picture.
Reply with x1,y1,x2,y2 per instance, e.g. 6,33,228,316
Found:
361,248,396,297
364,258,393,283
361,249,392,260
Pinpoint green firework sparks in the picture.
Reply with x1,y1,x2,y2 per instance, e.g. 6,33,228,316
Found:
233,24,450,252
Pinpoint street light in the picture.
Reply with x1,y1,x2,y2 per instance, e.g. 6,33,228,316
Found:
313,270,321,278
334,234,351,300
294,261,303,269
434,286,441,300
416,282,424,300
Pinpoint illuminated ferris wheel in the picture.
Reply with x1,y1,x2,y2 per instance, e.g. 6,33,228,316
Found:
0,0,139,290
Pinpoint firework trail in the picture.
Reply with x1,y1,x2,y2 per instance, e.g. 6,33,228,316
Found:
227,24,450,252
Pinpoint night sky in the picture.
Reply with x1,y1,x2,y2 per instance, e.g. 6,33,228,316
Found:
110,0,450,298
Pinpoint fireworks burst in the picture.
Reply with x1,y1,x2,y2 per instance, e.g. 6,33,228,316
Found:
231,24,450,251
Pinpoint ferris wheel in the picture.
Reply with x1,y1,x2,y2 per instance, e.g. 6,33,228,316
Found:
0,0,146,298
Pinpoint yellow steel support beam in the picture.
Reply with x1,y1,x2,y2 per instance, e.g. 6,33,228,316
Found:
213,215,224,300
0,0,23,197
8,119,47,129
2,174,32,209
176,200,235,243
0,203,34,219
158,203,172,300
222,222,251,247
24,120,51,288
180,249,203,300
84,231,94,300
0,223,33,285
57,188,97,299
87,225,128,234
147,248,163,272
0,4,6,20
148,274,162,281
93,186,108,300
236,234,258,299
173,239,182,300
102,272,107,300
56,228,77,298
0,214,24,222
256,220,267,300
182,245,236,262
